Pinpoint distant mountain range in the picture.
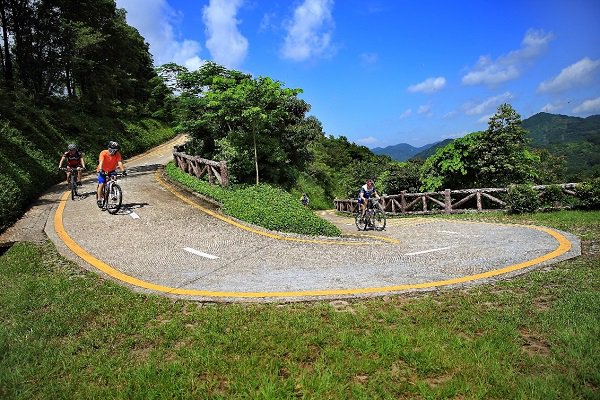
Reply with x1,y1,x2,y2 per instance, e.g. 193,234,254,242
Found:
371,112,600,179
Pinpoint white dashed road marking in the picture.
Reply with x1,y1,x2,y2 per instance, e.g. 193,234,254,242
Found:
405,245,457,256
183,247,219,260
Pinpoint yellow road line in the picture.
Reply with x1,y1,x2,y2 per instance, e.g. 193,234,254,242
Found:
155,170,399,245
54,190,573,299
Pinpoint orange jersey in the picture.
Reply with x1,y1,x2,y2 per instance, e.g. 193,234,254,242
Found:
97,150,122,172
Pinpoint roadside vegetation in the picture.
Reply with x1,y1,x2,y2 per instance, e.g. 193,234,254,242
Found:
164,162,341,237
1,210,598,399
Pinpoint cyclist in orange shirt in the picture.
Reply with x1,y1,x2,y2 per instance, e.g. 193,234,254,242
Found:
96,141,126,208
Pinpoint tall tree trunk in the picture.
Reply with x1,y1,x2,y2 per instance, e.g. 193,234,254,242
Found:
253,128,259,185
0,0,14,88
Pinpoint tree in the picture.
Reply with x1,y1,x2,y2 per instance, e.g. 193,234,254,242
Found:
474,103,538,187
378,159,423,194
420,104,539,191
171,62,319,187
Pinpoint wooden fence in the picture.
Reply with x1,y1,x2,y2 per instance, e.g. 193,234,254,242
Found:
334,183,578,215
173,150,229,187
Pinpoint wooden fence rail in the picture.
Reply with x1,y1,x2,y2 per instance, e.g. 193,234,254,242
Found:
334,183,579,215
173,151,229,187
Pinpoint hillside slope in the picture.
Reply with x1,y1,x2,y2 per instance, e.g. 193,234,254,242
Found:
522,112,600,179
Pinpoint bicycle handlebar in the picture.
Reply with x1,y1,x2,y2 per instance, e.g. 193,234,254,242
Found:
59,166,85,171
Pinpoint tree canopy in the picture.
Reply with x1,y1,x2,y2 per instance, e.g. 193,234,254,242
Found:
164,62,320,187
420,104,539,191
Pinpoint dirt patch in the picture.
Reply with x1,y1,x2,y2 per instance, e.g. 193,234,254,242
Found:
519,327,550,356
581,240,599,258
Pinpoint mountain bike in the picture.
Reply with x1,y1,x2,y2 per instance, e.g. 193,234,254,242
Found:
60,166,85,200
100,171,126,214
355,198,386,231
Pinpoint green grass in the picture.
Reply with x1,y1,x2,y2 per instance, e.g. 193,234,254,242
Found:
164,161,341,237
1,211,598,399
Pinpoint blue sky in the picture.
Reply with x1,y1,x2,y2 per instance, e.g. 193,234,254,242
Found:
115,0,600,148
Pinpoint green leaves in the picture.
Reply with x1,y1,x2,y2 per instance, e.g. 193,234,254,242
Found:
420,104,539,191
168,63,317,187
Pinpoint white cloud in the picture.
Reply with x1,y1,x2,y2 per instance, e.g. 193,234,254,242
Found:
115,0,204,69
478,114,493,124
407,77,446,94
281,0,335,61
538,57,600,93
357,136,379,146
400,108,412,119
464,92,513,115
540,102,564,113
573,97,600,114
203,0,248,69
462,28,553,86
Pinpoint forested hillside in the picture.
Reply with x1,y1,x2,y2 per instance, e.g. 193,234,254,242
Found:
522,112,600,180
0,0,175,231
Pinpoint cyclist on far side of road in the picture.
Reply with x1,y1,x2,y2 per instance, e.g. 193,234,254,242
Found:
58,143,86,186
96,141,126,208
358,179,380,218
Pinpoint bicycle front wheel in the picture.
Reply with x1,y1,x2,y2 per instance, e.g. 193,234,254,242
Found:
70,175,78,200
355,213,367,231
372,209,386,231
105,183,122,214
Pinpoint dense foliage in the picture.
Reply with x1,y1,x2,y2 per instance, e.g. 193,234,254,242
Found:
421,104,539,191
523,113,600,180
0,0,174,231
165,162,341,237
160,63,318,187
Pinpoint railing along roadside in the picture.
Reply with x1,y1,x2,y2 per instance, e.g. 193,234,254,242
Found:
172,149,229,187
334,183,579,215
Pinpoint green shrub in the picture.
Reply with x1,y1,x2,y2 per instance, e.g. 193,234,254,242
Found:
541,184,565,209
165,162,341,237
575,178,600,210
506,184,541,214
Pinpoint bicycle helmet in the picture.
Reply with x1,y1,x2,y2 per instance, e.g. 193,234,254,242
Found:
68,143,77,151
108,141,119,155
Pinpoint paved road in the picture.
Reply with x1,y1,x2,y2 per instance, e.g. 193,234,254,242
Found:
5,137,581,302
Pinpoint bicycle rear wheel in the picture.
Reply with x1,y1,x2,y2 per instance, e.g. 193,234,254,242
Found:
372,209,386,231
105,183,122,214
355,212,367,231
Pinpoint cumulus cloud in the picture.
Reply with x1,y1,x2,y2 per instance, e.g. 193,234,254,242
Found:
464,92,513,115
203,0,248,69
573,97,600,114
538,57,600,93
408,77,446,94
462,28,553,86
281,0,335,61
115,0,204,70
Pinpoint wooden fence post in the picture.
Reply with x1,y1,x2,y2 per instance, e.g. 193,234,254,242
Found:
444,189,451,214
401,191,407,213
476,190,482,211
220,161,229,186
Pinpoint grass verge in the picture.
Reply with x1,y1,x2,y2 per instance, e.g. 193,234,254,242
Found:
1,211,598,399
164,161,341,237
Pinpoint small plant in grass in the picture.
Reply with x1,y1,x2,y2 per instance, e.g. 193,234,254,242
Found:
575,178,600,210
506,184,540,214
